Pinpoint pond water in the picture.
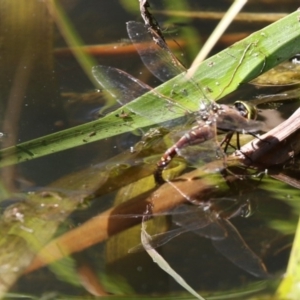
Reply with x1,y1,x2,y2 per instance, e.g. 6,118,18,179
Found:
0,0,300,299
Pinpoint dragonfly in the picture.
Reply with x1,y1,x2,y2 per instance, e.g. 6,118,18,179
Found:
92,21,269,278
92,21,263,184
129,198,268,278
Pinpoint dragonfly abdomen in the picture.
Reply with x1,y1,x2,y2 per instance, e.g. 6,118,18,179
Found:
154,124,214,184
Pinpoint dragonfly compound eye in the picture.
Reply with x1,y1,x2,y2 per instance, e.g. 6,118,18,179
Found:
234,101,258,120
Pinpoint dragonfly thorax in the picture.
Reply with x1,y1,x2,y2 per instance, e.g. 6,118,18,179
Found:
197,102,225,126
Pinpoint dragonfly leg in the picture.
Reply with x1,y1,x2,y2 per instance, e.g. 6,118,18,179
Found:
220,131,235,153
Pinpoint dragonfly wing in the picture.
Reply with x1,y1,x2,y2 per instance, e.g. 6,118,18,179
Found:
172,204,209,227
179,142,224,169
172,204,227,240
93,65,189,122
212,218,269,278
129,204,212,253
126,21,212,111
193,221,227,240
126,21,186,82
129,226,188,253
92,65,151,106
171,125,225,169
217,105,263,133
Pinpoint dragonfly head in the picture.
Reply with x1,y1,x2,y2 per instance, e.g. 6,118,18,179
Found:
234,101,258,120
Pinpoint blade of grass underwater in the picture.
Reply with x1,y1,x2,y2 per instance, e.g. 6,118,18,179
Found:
0,10,300,167
141,217,206,300
191,0,247,64
276,216,300,299
0,190,84,297
162,0,203,61
46,0,97,86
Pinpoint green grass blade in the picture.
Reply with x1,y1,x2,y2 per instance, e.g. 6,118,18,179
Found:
276,217,300,299
49,0,98,86
0,10,300,167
